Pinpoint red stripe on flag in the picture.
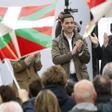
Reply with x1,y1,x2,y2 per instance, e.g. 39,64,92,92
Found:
41,9,55,18
17,36,45,56
0,40,18,60
19,4,50,17
0,8,7,16
87,0,106,8
33,27,52,36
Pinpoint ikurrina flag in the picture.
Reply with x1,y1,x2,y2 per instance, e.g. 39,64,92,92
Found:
0,0,56,60
0,7,7,22
87,0,112,22
83,0,112,37
0,33,18,60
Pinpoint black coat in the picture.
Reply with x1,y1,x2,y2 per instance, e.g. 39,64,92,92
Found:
97,99,112,112
22,98,35,112
96,95,112,104
45,84,75,112
94,41,112,73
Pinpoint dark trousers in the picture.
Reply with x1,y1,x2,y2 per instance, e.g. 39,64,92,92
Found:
69,73,78,82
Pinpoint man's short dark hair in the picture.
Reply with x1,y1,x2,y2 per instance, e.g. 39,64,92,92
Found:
61,14,74,23
29,78,43,98
93,75,111,95
102,62,112,79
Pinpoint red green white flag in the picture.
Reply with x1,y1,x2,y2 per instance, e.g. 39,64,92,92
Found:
0,7,7,22
0,0,56,60
0,33,18,60
83,0,112,37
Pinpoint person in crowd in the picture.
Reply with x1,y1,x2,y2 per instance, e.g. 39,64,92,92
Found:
55,12,80,38
69,79,97,112
18,89,61,112
28,77,43,98
18,78,43,112
108,23,112,43
0,85,19,103
90,31,112,74
91,22,99,77
93,75,112,112
102,62,112,79
41,65,75,112
55,11,65,38
65,79,75,96
18,89,35,112
12,52,42,90
52,14,90,81
93,75,112,104
35,89,61,112
0,101,23,112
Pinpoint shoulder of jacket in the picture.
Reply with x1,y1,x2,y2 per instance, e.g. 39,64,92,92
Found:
53,34,63,42
75,33,83,39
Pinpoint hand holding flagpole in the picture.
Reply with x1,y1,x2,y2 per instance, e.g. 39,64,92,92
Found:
5,59,20,90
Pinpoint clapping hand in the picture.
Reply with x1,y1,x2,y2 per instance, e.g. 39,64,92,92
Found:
90,33,99,46
76,39,83,52
72,39,83,55
103,32,109,47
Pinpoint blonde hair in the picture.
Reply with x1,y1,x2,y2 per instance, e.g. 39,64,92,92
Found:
35,89,61,112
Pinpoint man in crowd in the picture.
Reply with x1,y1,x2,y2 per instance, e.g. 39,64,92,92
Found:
93,75,112,112
52,14,90,81
102,62,112,94
102,62,112,79
0,101,23,112
90,25,112,74
12,52,42,90
69,80,97,112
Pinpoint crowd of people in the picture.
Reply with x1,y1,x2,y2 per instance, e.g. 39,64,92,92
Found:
0,13,112,112
0,63,112,112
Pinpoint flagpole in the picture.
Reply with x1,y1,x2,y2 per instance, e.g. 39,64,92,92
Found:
83,20,96,38
5,59,20,90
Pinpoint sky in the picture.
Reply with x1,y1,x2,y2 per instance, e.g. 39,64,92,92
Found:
0,0,53,6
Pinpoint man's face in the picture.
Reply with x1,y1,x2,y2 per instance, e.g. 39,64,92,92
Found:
62,17,75,34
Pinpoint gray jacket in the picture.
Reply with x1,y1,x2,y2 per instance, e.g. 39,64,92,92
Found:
69,103,97,112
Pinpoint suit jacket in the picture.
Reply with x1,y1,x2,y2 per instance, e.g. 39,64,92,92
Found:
52,31,90,80
93,43,112,73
